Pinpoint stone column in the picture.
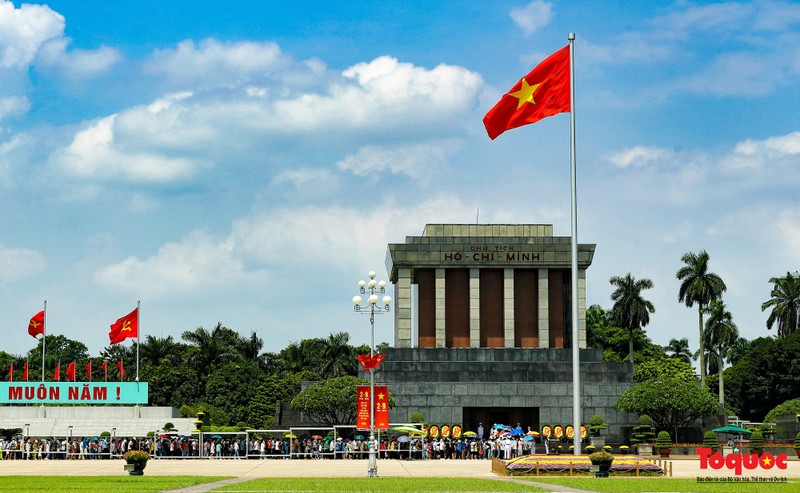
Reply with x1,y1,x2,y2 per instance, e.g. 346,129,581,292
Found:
394,268,412,348
504,268,515,348
435,268,446,348
470,269,480,348
538,268,549,348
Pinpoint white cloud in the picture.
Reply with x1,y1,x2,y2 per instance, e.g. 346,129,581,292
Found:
337,141,459,180
94,230,265,297
0,0,63,68
0,95,30,121
608,145,676,169
776,208,800,265
53,113,200,183
35,37,122,77
0,243,46,284
147,39,289,87
510,1,553,38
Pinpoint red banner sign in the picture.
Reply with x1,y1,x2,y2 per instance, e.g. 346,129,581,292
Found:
356,385,389,430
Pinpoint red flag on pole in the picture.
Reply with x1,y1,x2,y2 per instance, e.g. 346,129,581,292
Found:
7,363,12,382
102,360,107,381
54,362,61,381
28,310,45,338
86,361,92,382
357,353,386,371
117,360,125,381
109,308,138,345
66,361,76,382
483,45,570,140
23,360,28,382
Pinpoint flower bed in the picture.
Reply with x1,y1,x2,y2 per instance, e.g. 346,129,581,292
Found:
502,454,663,476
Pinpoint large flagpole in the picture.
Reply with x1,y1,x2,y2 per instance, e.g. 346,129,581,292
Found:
568,32,582,455
41,300,47,383
136,300,141,382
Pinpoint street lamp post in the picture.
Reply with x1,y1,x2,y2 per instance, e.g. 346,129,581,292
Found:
353,270,391,478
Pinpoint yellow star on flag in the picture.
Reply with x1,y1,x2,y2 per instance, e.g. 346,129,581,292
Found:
377,392,385,401
761,455,772,466
508,78,541,109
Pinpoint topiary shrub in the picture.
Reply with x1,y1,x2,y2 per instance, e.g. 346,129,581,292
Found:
631,415,655,444
749,429,765,453
588,415,608,436
703,430,720,452
655,431,672,450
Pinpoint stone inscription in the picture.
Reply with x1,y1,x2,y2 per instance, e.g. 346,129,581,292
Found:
443,245,541,263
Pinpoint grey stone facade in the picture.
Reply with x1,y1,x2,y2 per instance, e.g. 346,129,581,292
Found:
367,347,635,443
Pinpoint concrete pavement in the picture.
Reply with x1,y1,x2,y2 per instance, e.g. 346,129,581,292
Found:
0,455,798,479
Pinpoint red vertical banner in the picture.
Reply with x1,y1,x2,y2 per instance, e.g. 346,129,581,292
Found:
374,385,389,430
357,385,370,430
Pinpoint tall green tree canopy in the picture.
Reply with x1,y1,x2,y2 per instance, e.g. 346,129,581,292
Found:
676,249,726,387
291,376,368,427
761,271,800,338
616,377,719,435
703,299,738,409
664,337,692,364
609,273,655,366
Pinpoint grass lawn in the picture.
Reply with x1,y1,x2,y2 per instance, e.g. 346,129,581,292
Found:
0,475,230,492
527,477,800,493
218,477,547,492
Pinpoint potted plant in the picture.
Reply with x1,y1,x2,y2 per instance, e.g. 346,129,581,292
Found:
619,445,630,455
589,449,614,477
587,415,608,448
702,430,720,452
602,445,613,453
749,429,765,455
655,431,672,458
793,432,800,458
584,445,596,455
631,415,655,456
123,450,149,476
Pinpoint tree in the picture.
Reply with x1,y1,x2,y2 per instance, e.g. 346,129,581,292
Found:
320,331,358,378
181,323,239,375
676,250,726,387
609,273,655,367
633,357,695,383
291,376,368,427
703,299,738,410
616,377,719,437
724,331,800,421
204,360,265,426
664,338,692,364
761,271,800,338
139,335,185,368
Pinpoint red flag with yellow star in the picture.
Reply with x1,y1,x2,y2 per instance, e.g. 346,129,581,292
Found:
483,45,570,140
109,308,138,344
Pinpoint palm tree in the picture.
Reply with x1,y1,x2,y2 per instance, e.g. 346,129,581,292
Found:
320,331,356,377
761,271,800,338
609,273,655,367
676,250,726,387
139,335,182,367
664,337,692,364
703,299,739,409
181,323,238,374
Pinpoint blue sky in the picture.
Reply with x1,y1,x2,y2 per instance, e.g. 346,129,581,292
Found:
1,0,799,363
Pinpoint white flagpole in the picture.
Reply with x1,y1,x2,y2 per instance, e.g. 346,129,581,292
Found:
41,300,47,383
136,300,140,382
568,32,582,455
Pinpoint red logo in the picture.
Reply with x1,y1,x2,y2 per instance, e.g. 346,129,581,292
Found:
697,448,788,476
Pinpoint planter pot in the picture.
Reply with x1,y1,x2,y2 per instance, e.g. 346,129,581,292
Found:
635,443,652,456
126,462,147,476
589,436,605,449
658,448,671,458
591,460,613,477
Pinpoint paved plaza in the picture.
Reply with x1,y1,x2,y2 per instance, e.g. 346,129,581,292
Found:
1,455,798,479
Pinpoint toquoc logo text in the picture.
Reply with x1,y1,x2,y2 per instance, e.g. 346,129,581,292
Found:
697,447,788,476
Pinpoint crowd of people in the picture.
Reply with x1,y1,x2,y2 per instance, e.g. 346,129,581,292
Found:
0,436,149,460
1,422,550,461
